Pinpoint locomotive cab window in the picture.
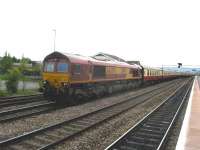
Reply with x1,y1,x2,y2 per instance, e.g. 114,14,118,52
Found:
57,63,68,72
44,62,55,72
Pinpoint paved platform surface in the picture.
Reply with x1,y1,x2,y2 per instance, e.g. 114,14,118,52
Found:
176,76,200,150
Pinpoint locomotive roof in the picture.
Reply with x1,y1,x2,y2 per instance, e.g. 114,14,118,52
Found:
44,51,142,69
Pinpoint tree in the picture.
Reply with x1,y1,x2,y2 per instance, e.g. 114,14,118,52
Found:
19,56,29,91
0,52,13,74
5,68,20,94
32,64,42,76
0,78,3,96
12,56,20,63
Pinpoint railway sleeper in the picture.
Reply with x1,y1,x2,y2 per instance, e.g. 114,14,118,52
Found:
134,132,163,139
34,136,54,143
128,136,160,144
44,132,63,139
67,123,88,129
144,122,168,127
23,140,42,149
138,128,165,135
142,124,166,131
124,139,155,149
118,145,138,150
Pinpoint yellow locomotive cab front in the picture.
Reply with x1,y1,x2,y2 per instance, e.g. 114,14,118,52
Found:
42,60,71,96
43,72,70,88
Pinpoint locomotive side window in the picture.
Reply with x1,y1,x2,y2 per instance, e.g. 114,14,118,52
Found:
93,65,105,78
57,63,68,72
44,62,55,72
74,64,81,74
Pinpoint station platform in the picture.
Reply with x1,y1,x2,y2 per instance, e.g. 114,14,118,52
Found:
176,76,200,150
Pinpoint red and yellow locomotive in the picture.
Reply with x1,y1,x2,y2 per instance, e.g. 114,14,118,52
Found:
42,51,142,102
42,51,189,103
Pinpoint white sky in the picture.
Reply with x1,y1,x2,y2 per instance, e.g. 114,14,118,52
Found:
0,0,200,67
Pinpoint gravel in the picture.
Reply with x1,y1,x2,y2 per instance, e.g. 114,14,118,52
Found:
163,84,191,150
54,81,184,150
0,79,185,149
0,80,176,140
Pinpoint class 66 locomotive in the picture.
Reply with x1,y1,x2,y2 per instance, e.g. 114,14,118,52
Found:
42,51,188,104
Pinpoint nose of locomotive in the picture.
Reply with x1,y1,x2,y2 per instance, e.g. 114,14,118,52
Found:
42,72,70,88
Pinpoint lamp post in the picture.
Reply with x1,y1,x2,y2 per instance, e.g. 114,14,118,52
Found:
52,29,56,51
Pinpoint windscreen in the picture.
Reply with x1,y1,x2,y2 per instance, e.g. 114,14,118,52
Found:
57,63,68,72
44,62,55,72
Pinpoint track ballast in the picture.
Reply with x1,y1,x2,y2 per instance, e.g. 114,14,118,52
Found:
0,79,186,150
105,78,193,150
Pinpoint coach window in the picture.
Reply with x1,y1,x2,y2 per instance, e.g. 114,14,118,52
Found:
57,63,68,73
74,64,81,74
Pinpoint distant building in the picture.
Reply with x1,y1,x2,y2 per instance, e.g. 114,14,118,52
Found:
12,61,42,69
31,61,42,67
13,63,32,68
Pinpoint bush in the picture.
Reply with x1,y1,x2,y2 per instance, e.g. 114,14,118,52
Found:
0,90,6,96
0,52,13,74
0,80,5,96
5,68,21,94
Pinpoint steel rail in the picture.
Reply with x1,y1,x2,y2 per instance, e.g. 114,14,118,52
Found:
156,77,193,149
0,96,48,109
0,94,46,109
0,79,181,123
0,101,56,122
105,78,193,150
39,83,180,150
197,76,200,88
0,79,187,150
0,79,180,108
0,94,42,100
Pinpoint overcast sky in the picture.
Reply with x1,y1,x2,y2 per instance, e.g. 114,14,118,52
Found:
0,0,199,67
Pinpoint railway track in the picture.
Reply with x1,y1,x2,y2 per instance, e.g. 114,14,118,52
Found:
0,79,181,123
0,101,56,122
0,79,188,150
0,93,42,100
197,76,200,87
105,79,193,150
0,94,46,108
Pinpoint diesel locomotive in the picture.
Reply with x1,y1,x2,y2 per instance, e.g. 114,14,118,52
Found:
42,51,188,103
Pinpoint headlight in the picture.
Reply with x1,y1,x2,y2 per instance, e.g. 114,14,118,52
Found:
64,82,68,86
61,82,69,86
